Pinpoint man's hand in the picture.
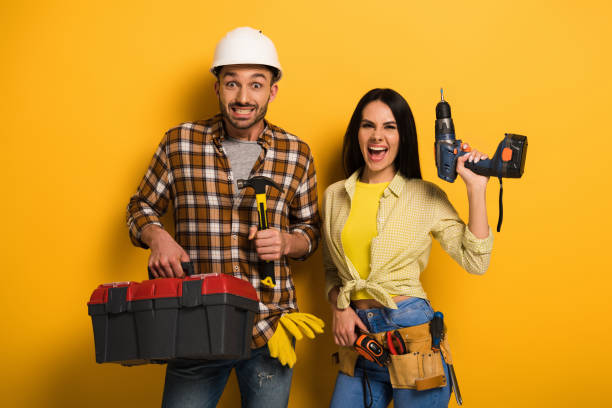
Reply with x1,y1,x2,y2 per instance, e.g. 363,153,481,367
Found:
248,227,287,261
141,225,190,278
248,227,309,260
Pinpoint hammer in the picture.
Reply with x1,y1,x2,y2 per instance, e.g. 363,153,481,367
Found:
237,176,284,288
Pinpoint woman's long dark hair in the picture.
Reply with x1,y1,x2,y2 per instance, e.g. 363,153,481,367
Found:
342,88,422,179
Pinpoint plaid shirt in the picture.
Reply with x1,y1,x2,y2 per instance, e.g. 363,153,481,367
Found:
127,114,320,348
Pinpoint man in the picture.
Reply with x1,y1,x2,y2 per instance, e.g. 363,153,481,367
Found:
126,27,322,407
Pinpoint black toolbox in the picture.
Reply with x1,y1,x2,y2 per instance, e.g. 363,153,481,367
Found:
87,273,259,365
87,281,144,365
131,278,183,361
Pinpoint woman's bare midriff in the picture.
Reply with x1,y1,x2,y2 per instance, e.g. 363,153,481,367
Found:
352,295,411,309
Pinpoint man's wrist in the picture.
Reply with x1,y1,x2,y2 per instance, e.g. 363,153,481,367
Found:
282,231,293,256
283,231,309,258
141,224,164,247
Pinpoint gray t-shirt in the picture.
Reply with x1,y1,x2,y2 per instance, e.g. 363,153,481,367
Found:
222,136,263,193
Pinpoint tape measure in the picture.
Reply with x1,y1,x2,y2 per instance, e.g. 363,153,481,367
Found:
354,334,390,367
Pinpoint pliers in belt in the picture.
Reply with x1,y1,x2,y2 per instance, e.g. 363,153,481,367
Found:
386,330,407,355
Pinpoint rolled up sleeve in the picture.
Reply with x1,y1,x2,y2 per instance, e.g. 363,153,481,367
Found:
323,231,343,299
288,154,320,260
320,189,343,300
431,189,493,275
126,135,172,248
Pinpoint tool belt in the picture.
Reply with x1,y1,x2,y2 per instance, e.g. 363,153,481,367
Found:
334,323,453,390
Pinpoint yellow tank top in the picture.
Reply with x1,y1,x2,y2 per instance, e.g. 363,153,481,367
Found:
341,180,390,301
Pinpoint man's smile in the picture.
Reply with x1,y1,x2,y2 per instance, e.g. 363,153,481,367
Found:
230,104,256,118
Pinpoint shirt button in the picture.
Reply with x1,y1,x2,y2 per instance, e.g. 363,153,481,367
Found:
367,312,374,318
228,175,232,181
232,234,238,240
234,265,239,272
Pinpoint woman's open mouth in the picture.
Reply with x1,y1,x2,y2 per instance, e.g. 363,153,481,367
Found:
368,146,388,162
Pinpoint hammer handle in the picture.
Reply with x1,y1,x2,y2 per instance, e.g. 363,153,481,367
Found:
255,193,276,288
257,200,268,230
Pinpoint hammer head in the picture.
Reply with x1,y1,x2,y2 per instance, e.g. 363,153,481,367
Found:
236,176,284,194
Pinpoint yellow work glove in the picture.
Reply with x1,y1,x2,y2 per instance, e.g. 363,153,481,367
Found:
267,312,325,368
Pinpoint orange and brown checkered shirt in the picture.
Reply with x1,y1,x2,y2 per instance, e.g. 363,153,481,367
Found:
127,114,320,348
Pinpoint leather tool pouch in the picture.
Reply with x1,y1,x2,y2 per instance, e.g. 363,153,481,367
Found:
336,346,360,377
333,322,448,391
388,350,446,390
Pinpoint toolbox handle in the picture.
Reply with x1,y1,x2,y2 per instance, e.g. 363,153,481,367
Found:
147,262,195,280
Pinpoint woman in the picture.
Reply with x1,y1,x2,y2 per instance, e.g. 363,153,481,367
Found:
323,88,493,407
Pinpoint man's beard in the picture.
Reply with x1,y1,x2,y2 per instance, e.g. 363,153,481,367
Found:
220,101,268,130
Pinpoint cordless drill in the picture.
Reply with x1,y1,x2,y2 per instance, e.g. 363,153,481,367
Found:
434,89,528,231
434,89,527,182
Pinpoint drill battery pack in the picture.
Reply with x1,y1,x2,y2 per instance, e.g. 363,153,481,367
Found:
492,133,527,178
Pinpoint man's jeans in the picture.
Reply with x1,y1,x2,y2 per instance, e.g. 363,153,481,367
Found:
162,345,293,408
330,298,451,408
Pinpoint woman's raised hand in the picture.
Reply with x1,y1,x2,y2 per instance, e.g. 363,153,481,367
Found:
456,143,491,239
456,143,490,190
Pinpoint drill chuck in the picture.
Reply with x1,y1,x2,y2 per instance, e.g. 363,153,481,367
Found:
435,89,455,141
435,100,451,119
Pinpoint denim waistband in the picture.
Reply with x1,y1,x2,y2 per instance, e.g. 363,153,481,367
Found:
355,297,434,334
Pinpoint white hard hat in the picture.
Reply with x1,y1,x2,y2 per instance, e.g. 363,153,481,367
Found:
211,27,282,81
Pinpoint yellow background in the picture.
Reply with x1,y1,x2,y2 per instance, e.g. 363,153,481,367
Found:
2,0,611,406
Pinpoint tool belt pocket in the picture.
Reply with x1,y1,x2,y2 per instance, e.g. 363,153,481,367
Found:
335,346,359,377
388,352,420,389
388,350,446,390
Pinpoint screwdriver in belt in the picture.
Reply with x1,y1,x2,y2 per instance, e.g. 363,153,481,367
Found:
431,311,462,406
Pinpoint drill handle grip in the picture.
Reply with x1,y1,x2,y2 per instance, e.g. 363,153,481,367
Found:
437,142,494,179
462,154,494,176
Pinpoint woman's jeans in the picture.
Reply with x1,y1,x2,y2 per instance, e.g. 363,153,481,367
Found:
162,345,293,408
330,297,451,408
